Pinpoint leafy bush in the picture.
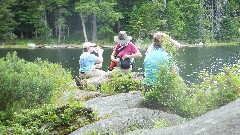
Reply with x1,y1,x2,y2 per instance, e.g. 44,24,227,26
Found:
143,64,189,112
101,72,144,94
143,64,240,118
178,66,240,118
192,65,240,111
0,102,96,135
0,52,74,114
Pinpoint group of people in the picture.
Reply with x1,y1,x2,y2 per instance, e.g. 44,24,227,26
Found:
76,30,181,89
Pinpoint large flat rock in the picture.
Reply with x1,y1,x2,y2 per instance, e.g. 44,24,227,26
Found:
70,90,240,135
70,91,183,135
127,99,240,135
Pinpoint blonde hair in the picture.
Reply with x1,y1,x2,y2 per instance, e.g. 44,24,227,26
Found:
153,32,164,48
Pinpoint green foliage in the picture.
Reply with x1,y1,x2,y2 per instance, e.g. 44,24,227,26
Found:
128,1,165,38
144,63,187,111
165,0,185,39
181,0,201,43
82,79,98,92
0,102,96,135
15,39,34,45
162,35,178,55
216,0,240,42
154,117,187,129
0,0,17,42
75,0,122,42
154,119,169,128
97,26,115,42
0,52,74,115
64,31,84,43
180,65,240,118
101,72,144,95
194,65,240,109
144,64,240,118
1,0,239,44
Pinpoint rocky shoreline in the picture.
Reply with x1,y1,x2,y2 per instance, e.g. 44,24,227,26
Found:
0,42,198,50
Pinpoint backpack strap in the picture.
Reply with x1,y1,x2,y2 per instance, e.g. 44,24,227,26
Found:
115,43,128,58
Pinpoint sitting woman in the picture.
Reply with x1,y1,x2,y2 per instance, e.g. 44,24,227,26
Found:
110,31,142,72
79,42,105,78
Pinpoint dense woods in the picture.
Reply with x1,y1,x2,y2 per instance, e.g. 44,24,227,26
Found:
0,0,239,44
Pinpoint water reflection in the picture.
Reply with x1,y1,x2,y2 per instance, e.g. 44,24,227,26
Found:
0,46,240,84
177,46,240,83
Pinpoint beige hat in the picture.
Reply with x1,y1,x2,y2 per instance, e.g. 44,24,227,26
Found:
83,42,96,48
114,31,132,44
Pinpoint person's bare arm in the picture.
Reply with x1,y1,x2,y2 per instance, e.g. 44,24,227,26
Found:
122,51,142,60
170,38,181,49
160,32,181,49
95,48,103,63
111,51,120,63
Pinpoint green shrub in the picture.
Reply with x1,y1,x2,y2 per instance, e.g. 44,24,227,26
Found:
101,72,144,94
193,65,240,111
0,52,74,114
143,64,240,118
143,64,189,112
0,102,96,135
182,65,240,118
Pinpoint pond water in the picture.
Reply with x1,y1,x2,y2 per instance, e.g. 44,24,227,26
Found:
0,45,240,83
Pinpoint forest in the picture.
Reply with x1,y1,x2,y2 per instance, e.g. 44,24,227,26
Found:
0,0,239,45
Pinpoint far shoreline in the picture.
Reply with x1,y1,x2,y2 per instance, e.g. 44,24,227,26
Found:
0,41,239,50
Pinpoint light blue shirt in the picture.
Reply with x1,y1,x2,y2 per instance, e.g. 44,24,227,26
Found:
79,52,97,72
144,48,169,86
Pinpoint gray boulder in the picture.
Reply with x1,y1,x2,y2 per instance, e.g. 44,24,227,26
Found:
70,91,183,135
69,90,240,135
127,99,240,135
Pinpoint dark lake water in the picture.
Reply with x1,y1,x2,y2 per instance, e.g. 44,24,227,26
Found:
0,46,240,83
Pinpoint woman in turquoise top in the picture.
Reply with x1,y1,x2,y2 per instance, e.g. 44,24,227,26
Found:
144,47,169,86
144,32,181,86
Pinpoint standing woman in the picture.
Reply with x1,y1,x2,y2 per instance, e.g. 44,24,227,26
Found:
143,32,181,87
110,31,142,72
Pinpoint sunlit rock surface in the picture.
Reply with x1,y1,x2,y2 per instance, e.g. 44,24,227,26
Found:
69,91,240,135
69,91,183,135
127,99,240,135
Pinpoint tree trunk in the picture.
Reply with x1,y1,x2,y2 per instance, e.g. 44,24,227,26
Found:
44,9,47,26
21,31,24,38
55,24,58,38
67,27,69,37
92,13,97,42
117,20,121,32
58,25,61,44
163,0,166,8
35,28,38,38
80,11,88,42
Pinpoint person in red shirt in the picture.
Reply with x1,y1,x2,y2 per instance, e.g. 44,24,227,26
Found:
110,31,142,72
